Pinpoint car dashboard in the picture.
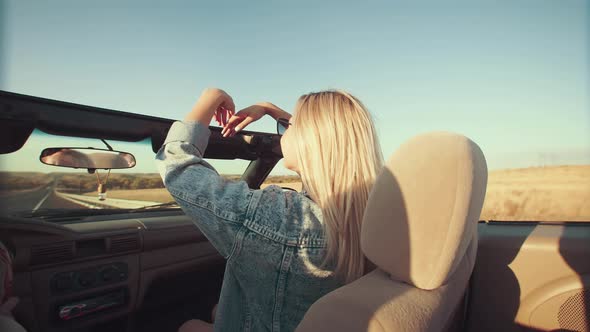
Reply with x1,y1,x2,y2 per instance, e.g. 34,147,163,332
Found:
1,211,224,332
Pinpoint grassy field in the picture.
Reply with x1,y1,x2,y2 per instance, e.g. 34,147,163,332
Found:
480,165,590,222
261,166,590,222
81,166,589,222
0,172,52,191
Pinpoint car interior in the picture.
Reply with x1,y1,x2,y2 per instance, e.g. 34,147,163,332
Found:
1,90,589,332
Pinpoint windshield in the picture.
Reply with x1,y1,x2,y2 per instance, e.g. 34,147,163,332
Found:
0,129,250,217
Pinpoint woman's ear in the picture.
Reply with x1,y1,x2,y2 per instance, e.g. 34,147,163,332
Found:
280,130,300,173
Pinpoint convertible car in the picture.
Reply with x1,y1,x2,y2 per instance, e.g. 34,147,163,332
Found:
0,90,588,332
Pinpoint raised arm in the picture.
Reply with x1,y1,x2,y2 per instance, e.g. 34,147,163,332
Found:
184,88,236,125
156,88,257,258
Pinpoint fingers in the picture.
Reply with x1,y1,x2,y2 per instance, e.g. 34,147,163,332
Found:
221,107,234,126
220,107,228,125
213,107,234,127
219,109,226,125
217,92,235,126
221,112,255,137
224,98,236,114
235,117,253,132
217,89,234,112
227,117,254,137
222,114,244,135
223,107,234,124
213,111,223,126
221,116,249,137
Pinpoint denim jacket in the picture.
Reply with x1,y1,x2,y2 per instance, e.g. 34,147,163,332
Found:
156,121,343,332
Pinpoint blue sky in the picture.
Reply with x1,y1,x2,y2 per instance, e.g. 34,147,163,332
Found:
0,0,589,174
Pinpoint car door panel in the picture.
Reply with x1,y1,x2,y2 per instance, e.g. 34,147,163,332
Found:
466,223,590,332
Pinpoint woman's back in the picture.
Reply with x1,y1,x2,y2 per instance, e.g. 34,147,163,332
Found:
156,122,343,331
214,186,343,331
157,88,382,331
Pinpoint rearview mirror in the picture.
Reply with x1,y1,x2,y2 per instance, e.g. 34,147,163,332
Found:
40,148,136,169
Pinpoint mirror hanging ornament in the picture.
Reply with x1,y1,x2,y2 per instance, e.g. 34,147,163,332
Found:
94,169,111,201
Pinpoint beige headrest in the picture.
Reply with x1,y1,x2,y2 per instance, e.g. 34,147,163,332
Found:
361,132,487,290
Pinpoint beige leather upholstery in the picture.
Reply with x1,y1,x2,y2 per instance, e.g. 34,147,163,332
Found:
296,132,488,332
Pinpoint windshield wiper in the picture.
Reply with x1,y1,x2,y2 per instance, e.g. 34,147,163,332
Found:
130,201,180,211
10,202,181,221
15,208,133,220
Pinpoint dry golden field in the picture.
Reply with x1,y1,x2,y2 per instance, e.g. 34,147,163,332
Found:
88,166,589,222
480,165,589,222
262,166,590,222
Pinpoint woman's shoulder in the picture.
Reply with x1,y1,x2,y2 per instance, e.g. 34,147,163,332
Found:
245,185,325,247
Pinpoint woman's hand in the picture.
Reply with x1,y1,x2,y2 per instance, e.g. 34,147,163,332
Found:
212,106,234,127
0,297,18,318
221,105,266,137
185,88,235,125
221,102,292,137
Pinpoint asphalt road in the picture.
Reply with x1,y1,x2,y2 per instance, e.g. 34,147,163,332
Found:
0,181,85,214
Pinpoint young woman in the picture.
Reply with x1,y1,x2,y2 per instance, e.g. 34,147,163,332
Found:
156,88,383,332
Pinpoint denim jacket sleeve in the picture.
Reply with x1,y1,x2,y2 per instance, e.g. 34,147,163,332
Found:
155,121,256,259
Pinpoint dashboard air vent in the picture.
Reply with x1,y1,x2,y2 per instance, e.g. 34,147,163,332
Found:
110,234,140,253
31,242,75,265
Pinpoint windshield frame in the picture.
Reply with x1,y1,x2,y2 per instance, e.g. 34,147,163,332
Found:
0,90,284,218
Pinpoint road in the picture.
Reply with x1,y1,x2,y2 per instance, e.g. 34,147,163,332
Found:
0,181,85,214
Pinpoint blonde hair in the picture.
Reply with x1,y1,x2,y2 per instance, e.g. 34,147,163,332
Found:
292,90,383,283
